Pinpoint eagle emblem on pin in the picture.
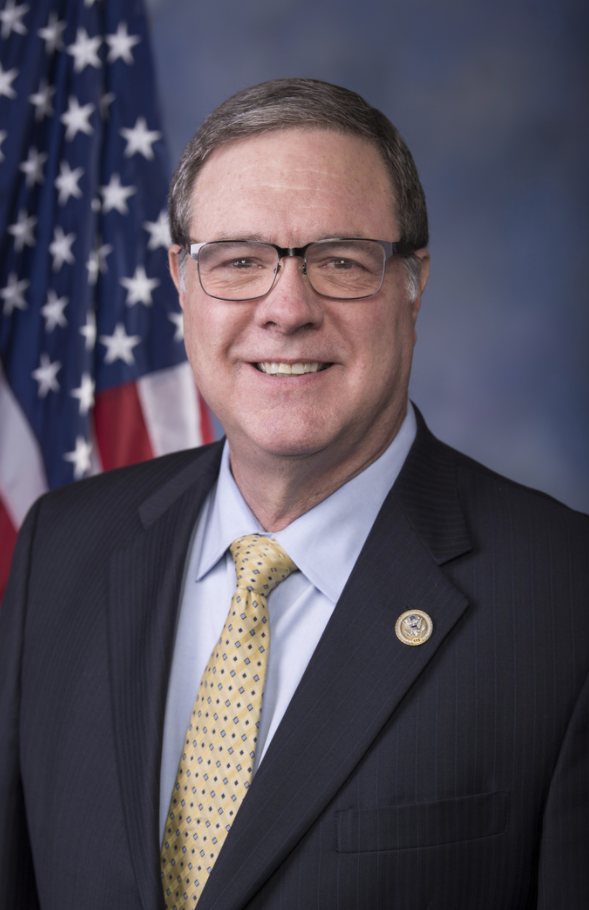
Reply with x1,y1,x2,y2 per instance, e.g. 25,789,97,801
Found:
395,609,433,646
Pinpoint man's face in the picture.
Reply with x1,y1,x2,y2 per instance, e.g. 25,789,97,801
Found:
170,128,429,475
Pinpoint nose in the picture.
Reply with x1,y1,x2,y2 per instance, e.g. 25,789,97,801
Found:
254,255,324,334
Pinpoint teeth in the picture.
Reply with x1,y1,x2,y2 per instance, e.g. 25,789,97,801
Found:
257,362,323,375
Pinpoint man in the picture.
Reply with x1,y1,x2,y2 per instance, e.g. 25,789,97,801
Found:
1,79,587,910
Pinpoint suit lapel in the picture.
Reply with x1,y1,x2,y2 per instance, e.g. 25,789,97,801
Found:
197,414,473,910
106,444,223,910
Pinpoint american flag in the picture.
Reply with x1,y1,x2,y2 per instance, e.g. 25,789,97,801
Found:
0,0,213,600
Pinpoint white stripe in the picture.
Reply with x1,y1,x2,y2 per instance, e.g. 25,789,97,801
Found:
137,361,203,457
0,362,48,527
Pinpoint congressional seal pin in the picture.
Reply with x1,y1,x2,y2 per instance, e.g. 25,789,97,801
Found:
395,609,433,646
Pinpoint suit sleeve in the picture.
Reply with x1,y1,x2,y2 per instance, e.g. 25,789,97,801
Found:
0,500,42,910
537,668,589,909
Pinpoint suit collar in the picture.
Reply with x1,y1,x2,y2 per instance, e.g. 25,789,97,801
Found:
197,414,474,910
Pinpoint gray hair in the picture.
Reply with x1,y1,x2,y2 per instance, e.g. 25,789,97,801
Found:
170,78,428,300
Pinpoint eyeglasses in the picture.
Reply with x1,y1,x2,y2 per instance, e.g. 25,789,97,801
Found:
184,238,416,301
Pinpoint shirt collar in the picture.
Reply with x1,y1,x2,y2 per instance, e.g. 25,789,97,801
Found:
195,402,417,602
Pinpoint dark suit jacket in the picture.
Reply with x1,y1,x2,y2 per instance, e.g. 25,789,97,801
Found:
1,410,588,910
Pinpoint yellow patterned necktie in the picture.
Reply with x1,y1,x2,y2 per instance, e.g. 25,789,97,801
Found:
161,534,297,909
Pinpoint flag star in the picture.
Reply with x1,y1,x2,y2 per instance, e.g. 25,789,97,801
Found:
64,436,92,479
29,77,55,120
32,353,61,398
49,226,76,271
143,210,172,250
0,131,7,162
61,96,95,141
169,311,184,341
0,1,28,40
84,0,101,7
80,310,97,350
120,265,160,306
106,21,141,64
99,322,141,365
120,116,161,160
67,28,102,73
55,161,84,205
1,273,29,315
19,147,47,187
86,241,112,284
100,91,115,119
0,63,19,100
38,11,66,53
100,173,136,214
8,210,37,252
70,373,95,415
41,290,68,331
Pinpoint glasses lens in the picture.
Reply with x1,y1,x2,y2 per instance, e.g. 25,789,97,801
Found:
197,242,278,300
305,240,385,298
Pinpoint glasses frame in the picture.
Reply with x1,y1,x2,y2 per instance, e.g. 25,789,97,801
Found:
183,237,417,301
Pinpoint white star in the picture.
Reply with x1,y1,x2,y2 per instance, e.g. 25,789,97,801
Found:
61,96,94,141
19,147,47,187
66,28,102,73
0,63,18,100
55,161,84,205
32,353,61,398
80,310,96,350
99,91,115,119
86,241,112,284
1,273,29,315
105,21,140,64
84,0,101,7
70,373,95,415
64,436,92,479
37,11,66,53
0,1,28,40
29,77,55,120
0,131,7,162
8,210,36,252
49,226,76,271
100,173,136,214
168,311,184,341
120,265,160,306
99,322,141,365
120,116,161,160
143,210,172,250
41,289,68,331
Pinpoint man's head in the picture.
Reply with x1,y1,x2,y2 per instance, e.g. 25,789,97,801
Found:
169,78,428,299
168,79,430,518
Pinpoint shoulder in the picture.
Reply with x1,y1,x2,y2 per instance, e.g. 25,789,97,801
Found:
18,441,224,560
404,405,589,553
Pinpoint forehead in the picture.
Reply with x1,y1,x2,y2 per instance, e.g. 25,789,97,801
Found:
189,128,398,245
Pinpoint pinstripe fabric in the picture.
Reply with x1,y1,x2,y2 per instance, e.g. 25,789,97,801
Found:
1,410,588,910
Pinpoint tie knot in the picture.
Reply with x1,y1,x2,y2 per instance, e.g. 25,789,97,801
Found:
229,534,297,597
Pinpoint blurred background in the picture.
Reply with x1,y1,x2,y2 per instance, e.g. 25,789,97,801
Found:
146,0,588,512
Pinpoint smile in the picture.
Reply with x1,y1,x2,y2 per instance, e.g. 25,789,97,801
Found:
255,362,330,375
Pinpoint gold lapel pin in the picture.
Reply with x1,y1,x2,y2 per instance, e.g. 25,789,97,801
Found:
395,609,433,646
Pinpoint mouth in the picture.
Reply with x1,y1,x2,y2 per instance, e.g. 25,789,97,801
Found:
254,362,331,376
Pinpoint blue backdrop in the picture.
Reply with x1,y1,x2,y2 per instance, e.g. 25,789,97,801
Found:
146,0,588,512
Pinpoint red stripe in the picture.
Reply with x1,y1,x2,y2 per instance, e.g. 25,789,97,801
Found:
198,393,215,444
94,381,154,472
0,496,18,605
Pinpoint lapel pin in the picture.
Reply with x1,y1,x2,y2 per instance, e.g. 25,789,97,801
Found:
395,609,433,646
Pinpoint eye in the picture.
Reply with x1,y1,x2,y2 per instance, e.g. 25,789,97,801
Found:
330,258,356,270
222,257,266,270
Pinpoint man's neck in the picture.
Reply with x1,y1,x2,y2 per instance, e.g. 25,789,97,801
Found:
227,410,407,531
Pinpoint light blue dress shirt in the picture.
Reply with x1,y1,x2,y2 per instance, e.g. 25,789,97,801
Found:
159,403,417,838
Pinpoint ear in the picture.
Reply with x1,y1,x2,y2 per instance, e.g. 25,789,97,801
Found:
168,244,184,295
415,248,430,297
